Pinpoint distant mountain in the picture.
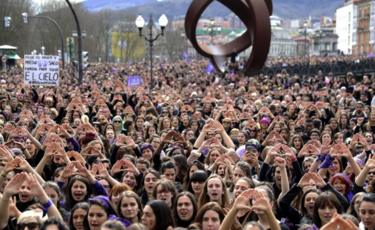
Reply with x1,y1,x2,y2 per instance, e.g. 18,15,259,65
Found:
83,0,155,11
84,0,343,19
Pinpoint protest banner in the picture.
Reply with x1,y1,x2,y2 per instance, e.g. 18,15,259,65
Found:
127,75,143,88
24,55,59,86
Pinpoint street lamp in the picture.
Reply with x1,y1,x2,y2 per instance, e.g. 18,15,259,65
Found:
318,30,324,56
65,0,83,84
303,22,308,57
41,46,45,55
22,12,65,68
135,14,168,94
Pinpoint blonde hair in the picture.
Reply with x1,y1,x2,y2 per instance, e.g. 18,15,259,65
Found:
81,114,90,124
17,210,43,224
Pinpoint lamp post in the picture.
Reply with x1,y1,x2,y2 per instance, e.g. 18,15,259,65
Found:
135,14,168,94
303,22,308,57
318,30,324,56
65,0,83,84
303,21,310,76
22,13,65,68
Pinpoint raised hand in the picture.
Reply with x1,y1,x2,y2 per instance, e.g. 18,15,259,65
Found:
202,119,216,132
298,173,316,188
111,159,127,175
8,196,21,218
0,145,14,161
320,214,357,230
3,157,21,174
366,155,375,168
311,173,326,188
124,136,136,148
252,191,272,214
115,134,126,145
330,143,351,158
233,189,254,210
163,130,178,144
61,163,77,181
273,157,286,168
122,158,139,175
306,140,322,149
27,174,45,199
299,144,320,157
97,163,110,178
91,164,100,179
17,157,33,172
4,172,27,197
67,151,86,164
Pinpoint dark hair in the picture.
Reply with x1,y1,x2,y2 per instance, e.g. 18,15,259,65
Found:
300,189,321,216
147,200,175,230
173,154,188,183
144,169,160,183
234,161,252,179
160,161,176,175
120,170,141,192
69,202,89,230
40,217,68,230
183,161,205,190
64,175,92,210
140,143,154,153
152,179,177,207
101,220,126,230
117,191,143,222
84,196,117,230
88,196,117,216
173,192,198,228
312,192,343,227
360,193,375,204
52,167,65,181
194,202,225,227
188,170,208,194
190,170,207,183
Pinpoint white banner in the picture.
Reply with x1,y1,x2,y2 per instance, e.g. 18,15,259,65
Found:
24,55,59,86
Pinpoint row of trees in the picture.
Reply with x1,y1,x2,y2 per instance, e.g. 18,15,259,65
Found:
0,0,187,63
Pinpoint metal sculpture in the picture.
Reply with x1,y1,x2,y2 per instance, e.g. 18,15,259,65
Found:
185,0,273,74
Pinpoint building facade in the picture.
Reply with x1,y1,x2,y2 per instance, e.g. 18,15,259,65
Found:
336,0,375,55
336,2,357,54
311,28,339,56
268,16,297,57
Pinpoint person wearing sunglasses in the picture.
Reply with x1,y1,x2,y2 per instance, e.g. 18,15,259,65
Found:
16,210,43,230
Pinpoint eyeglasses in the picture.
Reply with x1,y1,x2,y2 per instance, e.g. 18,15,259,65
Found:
368,171,375,176
113,120,121,123
17,222,39,230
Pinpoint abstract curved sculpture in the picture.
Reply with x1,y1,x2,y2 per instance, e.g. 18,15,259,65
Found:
185,0,272,74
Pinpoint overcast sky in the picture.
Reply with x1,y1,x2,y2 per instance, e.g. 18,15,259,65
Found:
32,0,85,3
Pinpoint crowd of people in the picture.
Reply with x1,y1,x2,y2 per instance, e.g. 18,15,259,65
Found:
0,57,374,230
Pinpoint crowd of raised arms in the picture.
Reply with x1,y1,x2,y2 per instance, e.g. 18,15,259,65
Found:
0,57,374,230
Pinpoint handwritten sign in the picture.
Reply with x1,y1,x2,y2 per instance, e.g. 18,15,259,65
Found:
24,55,59,86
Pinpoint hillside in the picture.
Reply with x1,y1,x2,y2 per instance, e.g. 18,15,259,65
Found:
83,0,343,19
